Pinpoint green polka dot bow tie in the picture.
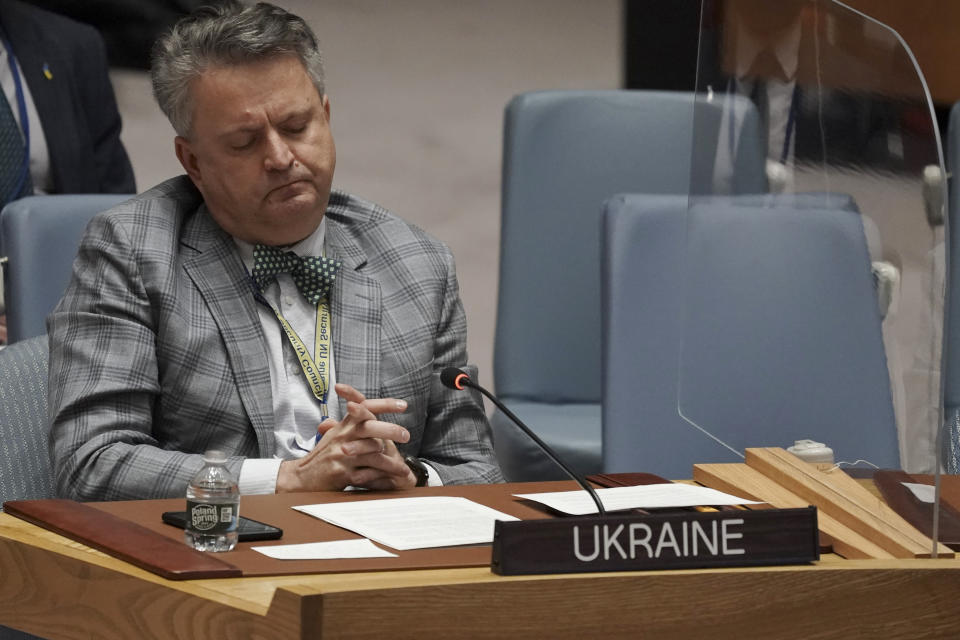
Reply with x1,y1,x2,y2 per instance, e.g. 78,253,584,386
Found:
252,244,342,305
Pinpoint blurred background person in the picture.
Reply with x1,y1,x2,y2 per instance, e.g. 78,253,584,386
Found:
0,0,135,342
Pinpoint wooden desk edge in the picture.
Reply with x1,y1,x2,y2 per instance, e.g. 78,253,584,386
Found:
5,501,960,639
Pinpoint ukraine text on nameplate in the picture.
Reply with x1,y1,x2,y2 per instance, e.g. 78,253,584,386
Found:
491,507,819,575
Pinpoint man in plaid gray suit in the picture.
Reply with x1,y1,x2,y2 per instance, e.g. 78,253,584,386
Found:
47,2,502,501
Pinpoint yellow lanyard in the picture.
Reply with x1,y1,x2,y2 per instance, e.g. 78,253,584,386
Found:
266,298,333,419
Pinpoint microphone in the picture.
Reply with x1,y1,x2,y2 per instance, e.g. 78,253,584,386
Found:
440,367,606,516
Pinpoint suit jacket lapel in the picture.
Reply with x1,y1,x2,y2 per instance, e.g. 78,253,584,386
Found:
326,215,381,412
180,206,276,457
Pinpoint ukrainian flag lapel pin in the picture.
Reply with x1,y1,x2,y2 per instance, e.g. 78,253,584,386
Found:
42,62,52,80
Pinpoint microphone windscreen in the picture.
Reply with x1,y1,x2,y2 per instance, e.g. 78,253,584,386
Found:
440,367,468,390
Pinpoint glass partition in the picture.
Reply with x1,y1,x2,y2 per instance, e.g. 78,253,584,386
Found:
678,0,946,547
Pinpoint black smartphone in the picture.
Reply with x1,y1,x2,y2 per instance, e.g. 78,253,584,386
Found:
162,510,283,542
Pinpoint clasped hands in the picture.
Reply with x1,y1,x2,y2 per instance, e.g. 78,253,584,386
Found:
276,382,418,492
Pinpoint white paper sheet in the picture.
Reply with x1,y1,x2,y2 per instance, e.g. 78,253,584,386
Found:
513,484,764,516
251,538,397,560
902,481,936,504
294,496,518,550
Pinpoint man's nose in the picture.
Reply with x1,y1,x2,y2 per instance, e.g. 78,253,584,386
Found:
263,129,294,171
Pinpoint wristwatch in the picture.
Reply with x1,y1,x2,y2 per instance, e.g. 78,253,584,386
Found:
403,455,429,487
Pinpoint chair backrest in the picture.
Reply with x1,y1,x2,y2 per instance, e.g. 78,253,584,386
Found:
494,90,766,403
945,104,960,415
0,336,51,506
0,194,131,343
602,194,898,479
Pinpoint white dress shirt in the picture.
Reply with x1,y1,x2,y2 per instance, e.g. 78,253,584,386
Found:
233,220,338,493
233,218,439,493
730,17,801,167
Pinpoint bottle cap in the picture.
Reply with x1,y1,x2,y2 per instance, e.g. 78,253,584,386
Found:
786,439,834,464
202,450,228,465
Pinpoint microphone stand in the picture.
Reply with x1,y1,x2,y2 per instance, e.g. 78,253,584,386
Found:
447,370,606,516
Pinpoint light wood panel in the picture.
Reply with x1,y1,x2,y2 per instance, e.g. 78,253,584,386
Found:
745,448,952,558
694,462,894,559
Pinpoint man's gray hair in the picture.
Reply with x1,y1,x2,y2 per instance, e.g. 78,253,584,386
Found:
151,1,325,137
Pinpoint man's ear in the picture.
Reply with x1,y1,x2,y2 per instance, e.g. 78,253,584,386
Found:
175,136,202,186
322,94,331,121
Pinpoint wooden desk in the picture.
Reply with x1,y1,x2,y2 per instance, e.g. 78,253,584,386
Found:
2,487,960,639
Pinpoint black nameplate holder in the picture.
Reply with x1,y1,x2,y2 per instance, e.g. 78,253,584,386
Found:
491,506,819,575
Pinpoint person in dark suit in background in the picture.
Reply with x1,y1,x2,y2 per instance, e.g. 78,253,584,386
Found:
0,0,135,342
696,0,804,194
0,0,134,195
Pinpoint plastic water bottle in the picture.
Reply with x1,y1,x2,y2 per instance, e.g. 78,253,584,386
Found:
184,450,240,552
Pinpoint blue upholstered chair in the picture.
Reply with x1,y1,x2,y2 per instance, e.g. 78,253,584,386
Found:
0,335,50,505
601,194,899,479
492,90,766,480
0,335,50,640
0,197,116,640
0,194,131,344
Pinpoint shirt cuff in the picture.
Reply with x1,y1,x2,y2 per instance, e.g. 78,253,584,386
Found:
423,461,443,487
239,458,284,495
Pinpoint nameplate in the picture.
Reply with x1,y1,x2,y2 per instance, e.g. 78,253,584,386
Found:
490,506,818,575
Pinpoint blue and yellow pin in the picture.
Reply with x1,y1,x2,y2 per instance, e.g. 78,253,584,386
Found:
42,62,52,80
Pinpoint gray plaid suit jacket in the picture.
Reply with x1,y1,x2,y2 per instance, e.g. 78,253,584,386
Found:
48,176,502,500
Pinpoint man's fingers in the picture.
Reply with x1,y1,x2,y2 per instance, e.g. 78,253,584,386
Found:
315,407,409,453
340,419,410,453
342,396,407,418
349,462,413,490
327,384,407,419
351,451,406,474
334,382,366,404
316,417,338,436
343,399,405,424
341,437,386,457
345,401,377,423
351,419,409,444
362,397,407,415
